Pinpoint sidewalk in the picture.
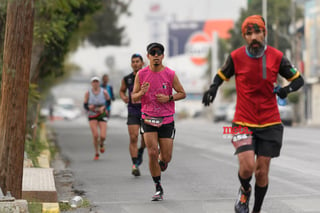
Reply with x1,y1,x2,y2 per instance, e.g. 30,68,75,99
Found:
22,123,60,212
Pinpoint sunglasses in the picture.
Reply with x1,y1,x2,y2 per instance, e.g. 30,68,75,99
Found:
149,49,163,56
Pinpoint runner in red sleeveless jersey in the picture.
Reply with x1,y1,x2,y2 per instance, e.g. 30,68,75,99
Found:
202,15,304,213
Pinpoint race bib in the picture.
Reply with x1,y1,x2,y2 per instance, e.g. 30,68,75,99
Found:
144,116,164,127
231,133,252,149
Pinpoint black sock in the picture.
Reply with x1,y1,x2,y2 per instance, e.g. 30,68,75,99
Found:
238,173,252,191
132,157,138,165
138,147,144,154
152,176,161,184
253,184,268,212
152,176,161,190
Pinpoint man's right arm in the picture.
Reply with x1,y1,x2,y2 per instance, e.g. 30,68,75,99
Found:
119,79,129,103
202,55,235,106
132,72,149,102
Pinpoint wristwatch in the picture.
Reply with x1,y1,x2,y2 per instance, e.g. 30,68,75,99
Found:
169,95,174,102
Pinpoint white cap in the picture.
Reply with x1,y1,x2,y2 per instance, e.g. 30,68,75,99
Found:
90,76,100,82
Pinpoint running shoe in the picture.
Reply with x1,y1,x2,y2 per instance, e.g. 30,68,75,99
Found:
100,144,105,154
158,160,168,172
94,154,99,161
234,187,251,213
131,164,140,176
136,149,144,166
152,185,163,201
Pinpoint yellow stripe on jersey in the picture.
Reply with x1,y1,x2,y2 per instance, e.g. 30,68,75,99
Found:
287,71,300,82
234,121,282,128
218,69,229,81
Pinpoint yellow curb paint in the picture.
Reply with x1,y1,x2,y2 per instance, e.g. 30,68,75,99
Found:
42,202,60,213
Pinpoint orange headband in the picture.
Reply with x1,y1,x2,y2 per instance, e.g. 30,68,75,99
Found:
241,15,266,36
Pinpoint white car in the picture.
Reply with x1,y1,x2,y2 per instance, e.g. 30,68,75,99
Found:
225,103,236,122
110,99,128,118
41,98,81,120
223,102,294,126
278,104,294,126
213,103,228,122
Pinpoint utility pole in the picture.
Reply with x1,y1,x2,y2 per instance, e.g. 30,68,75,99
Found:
0,0,34,198
262,0,268,42
291,0,296,64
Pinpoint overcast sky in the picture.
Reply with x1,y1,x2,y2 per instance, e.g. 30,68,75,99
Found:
70,0,248,76
120,0,247,54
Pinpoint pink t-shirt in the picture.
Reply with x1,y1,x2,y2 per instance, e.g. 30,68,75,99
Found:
138,66,175,124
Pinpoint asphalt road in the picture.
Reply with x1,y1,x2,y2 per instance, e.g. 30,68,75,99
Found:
49,116,320,213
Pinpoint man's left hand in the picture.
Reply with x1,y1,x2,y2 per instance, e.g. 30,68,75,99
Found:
274,86,288,99
156,94,168,103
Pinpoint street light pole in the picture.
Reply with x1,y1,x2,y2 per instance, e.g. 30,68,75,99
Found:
291,0,296,64
262,0,268,42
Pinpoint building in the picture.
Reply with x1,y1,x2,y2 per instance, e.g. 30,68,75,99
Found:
303,0,320,125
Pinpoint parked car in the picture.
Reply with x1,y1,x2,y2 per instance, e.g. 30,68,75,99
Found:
222,101,294,126
41,98,81,120
225,103,236,122
213,103,228,122
278,104,294,126
110,99,128,118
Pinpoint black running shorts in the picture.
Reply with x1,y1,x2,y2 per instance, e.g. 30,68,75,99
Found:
127,114,142,125
141,120,176,139
233,124,284,157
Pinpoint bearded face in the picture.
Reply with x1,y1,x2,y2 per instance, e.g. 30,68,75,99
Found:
248,39,265,56
243,27,266,57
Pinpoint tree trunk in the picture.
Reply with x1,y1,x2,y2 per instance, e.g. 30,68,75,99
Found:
0,0,34,198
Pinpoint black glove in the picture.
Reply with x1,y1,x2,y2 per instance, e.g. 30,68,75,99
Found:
202,85,218,106
83,103,89,111
273,86,288,99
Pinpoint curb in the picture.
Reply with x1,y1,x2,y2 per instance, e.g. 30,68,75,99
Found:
42,202,60,213
39,123,60,213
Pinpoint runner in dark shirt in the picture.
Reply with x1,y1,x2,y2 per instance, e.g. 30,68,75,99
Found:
119,53,146,177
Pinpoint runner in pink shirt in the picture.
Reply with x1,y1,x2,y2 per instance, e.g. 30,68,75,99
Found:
132,42,186,201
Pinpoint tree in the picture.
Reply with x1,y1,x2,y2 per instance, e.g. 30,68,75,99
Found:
0,1,6,93
0,0,34,198
229,0,303,54
87,0,131,47
31,0,102,83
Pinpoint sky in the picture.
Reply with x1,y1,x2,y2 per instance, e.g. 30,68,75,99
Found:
70,0,247,76
120,0,247,53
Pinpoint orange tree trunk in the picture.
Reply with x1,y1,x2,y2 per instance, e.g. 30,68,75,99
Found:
0,0,34,198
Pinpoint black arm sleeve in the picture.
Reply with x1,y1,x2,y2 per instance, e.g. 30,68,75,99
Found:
278,56,304,93
209,55,235,88
284,75,304,93
278,55,299,80
83,103,89,111
211,75,223,88
219,55,235,80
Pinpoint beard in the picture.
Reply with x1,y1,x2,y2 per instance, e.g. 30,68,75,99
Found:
247,40,265,57
153,59,160,66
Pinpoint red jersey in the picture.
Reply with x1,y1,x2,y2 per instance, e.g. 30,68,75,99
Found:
218,46,300,127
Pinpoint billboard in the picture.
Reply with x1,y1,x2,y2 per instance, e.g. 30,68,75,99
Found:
168,20,234,66
167,19,233,94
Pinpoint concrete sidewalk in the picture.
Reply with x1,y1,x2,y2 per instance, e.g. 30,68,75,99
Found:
22,123,60,213
22,168,57,202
